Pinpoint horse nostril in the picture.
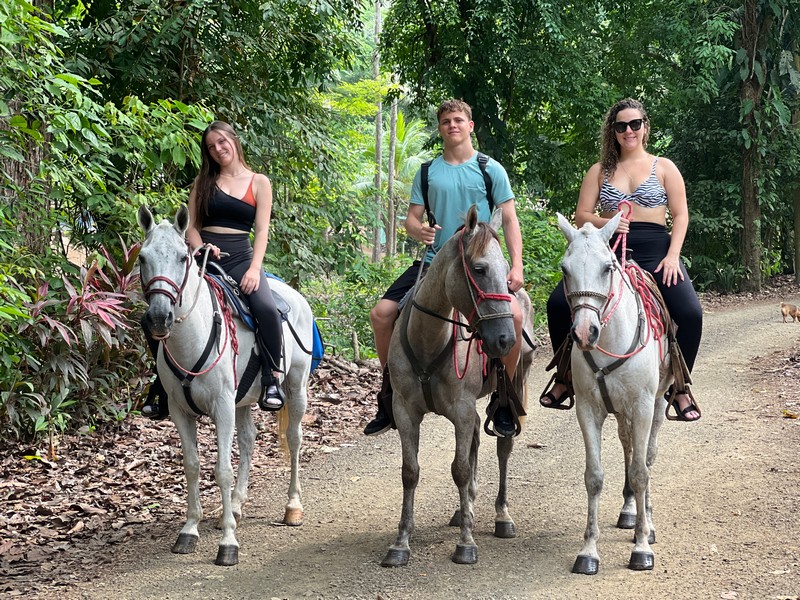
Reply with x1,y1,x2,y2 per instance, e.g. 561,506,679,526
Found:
589,325,599,343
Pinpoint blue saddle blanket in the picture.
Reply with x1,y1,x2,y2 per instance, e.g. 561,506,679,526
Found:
206,271,324,373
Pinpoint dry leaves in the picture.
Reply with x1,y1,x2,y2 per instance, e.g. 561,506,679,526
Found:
0,360,381,598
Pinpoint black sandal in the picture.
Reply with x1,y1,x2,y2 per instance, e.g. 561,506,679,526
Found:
539,375,575,410
258,378,285,412
665,388,701,422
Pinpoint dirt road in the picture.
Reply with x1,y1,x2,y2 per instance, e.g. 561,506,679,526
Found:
70,297,800,600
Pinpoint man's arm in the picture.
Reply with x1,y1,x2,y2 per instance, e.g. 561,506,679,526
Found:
500,200,523,292
405,203,440,245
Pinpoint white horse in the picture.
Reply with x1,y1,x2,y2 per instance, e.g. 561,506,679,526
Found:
557,212,672,575
382,206,535,567
137,205,312,566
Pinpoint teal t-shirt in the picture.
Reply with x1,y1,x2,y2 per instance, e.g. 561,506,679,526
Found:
410,152,514,263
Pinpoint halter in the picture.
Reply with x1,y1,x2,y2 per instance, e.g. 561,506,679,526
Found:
457,225,514,328
141,248,192,311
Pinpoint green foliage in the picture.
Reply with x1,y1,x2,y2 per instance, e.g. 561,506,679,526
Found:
516,203,567,329
303,254,409,360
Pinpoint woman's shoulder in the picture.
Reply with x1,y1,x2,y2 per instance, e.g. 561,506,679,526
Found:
654,155,680,173
584,161,603,180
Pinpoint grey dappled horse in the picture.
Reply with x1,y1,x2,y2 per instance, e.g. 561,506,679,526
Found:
558,212,671,575
382,206,535,567
137,205,312,566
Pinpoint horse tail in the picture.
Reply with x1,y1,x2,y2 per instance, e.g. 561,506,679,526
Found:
276,405,290,459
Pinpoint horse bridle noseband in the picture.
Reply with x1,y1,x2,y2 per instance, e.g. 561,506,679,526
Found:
141,248,192,308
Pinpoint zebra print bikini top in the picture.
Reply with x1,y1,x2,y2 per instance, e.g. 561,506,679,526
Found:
598,158,668,213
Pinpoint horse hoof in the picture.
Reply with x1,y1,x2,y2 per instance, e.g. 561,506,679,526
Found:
572,555,599,575
381,548,410,567
616,512,636,529
448,510,461,527
171,533,198,554
452,543,478,564
494,520,517,539
283,507,304,526
629,551,654,570
215,545,239,566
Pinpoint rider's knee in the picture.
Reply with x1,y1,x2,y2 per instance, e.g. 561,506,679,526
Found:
370,299,399,330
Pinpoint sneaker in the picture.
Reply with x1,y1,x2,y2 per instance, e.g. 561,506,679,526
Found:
490,393,515,438
363,405,392,436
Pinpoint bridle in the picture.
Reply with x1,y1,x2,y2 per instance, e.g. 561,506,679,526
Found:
141,248,193,320
412,224,513,333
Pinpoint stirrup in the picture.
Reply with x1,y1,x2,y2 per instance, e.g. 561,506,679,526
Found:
665,387,701,422
538,373,575,410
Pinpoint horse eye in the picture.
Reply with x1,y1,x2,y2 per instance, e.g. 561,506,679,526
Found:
180,253,188,263
473,265,486,275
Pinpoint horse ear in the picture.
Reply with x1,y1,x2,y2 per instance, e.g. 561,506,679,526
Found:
600,212,622,244
489,207,503,231
174,204,190,237
466,204,479,232
138,205,154,234
557,213,578,244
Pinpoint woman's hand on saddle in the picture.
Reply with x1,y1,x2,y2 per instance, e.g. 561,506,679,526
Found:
507,264,524,293
198,243,221,260
654,255,684,287
240,266,261,295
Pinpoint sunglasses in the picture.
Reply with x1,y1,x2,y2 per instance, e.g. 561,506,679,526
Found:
613,119,645,134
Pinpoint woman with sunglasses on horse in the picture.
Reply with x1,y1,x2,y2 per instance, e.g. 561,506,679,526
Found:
186,121,286,411
541,97,703,421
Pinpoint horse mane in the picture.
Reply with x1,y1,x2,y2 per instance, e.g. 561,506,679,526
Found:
465,221,500,259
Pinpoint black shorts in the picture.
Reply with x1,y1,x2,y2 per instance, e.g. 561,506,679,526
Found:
382,261,427,304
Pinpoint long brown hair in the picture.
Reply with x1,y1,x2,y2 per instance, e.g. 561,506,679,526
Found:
192,121,250,228
599,98,650,177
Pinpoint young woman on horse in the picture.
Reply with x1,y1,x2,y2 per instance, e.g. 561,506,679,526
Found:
542,97,703,421
364,99,526,438
185,120,285,410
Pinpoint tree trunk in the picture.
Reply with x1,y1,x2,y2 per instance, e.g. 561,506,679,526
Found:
371,1,383,263
794,55,800,284
739,0,763,292
386,98,398,257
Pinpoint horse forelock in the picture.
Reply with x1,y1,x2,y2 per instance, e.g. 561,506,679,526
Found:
465,221,500,260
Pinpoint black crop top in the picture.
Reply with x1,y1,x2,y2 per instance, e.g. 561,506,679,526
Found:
204,178,256,232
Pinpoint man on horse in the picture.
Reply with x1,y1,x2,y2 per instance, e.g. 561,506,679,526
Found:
364,98,526,438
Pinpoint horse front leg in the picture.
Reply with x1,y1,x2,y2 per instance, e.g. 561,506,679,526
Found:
494,434,516,539
212,406,238,566
282,383,307,526
382,407,420,567
573,404,605,575
231,406,256,526
616,418,637,530
627,407,656,571
450,412,479,564
170,410,202,555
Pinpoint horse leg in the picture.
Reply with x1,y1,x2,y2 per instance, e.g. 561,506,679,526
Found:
449,413,480,529
572,404,605,575
494,434,516,538
628,409,655,571
282,382,307,526
616,418,637,530
642,394,667,545
170,410,202,555
230,406,256,526
450,413,479,564
382,411,420,567
212,406,239,566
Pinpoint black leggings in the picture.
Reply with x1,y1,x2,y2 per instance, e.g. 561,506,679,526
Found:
202,231,283,372
546,222,702,372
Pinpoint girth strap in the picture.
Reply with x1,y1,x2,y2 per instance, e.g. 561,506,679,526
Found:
582,316,642,414
399,303,453,414
163,285,223,416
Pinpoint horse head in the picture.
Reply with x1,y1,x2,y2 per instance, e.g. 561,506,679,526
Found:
557,212,622,351
445,205,516,358
137,205,193,339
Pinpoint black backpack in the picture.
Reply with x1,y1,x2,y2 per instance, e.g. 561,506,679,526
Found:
420,152,494,227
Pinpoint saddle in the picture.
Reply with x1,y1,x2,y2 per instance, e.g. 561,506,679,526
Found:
545,266,698,420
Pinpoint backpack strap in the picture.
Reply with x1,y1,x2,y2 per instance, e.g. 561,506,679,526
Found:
476,152,495,213
420,159,435,226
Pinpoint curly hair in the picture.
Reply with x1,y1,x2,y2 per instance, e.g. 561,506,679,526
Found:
192,121,251,228
437,99,472,122
599,98,650,177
